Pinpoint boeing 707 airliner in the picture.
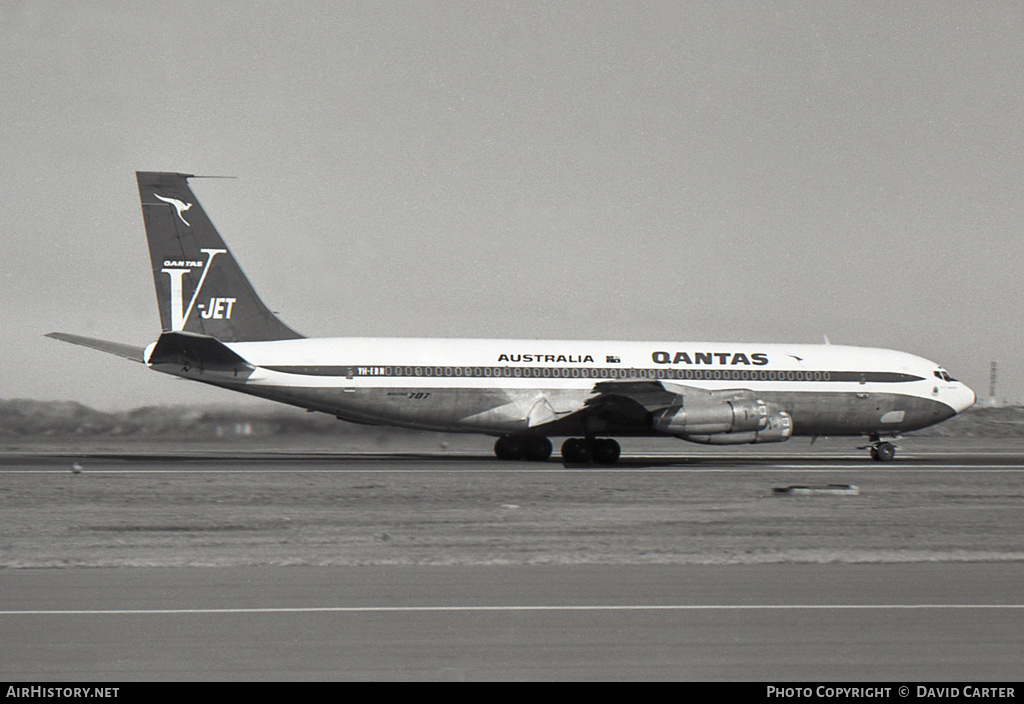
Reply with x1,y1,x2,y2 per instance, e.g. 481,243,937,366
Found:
47,172,975,462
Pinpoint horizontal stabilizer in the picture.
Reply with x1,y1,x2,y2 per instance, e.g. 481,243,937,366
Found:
147,330,250,372
45,333,146,363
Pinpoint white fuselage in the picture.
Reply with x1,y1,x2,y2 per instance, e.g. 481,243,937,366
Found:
146,337,976,438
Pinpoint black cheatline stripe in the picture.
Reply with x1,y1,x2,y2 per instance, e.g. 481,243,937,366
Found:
262,365,923,383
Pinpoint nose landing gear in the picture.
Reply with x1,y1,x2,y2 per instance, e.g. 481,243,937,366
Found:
861,434,897,461
870,442,896,461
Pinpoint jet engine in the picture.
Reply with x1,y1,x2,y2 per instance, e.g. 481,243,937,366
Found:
682,408,793,445
652,390,793,444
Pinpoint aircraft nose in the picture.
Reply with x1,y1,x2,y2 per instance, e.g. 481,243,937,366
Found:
951,383,976,413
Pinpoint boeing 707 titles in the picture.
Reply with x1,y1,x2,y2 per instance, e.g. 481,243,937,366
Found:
47,172,975,463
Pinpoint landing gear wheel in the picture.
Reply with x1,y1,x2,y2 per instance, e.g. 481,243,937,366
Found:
523,436,553,461
873,442,896,462
494,435,525,461
496,435,552,461
560,438,621,464
560,438,592,463
592,438,621,464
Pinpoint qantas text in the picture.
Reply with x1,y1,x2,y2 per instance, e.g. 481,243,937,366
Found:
652,351,769,366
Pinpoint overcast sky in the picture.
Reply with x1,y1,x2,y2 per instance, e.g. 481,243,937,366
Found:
3,1,1022,410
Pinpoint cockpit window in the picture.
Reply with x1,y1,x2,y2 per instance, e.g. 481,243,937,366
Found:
934,370,956,382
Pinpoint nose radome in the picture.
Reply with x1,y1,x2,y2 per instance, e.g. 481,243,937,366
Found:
953,384,976,413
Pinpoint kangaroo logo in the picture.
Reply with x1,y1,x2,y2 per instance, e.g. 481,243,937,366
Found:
153,193,193,226
161,248,229,330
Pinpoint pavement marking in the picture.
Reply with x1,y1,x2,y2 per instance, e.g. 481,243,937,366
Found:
772,465,1024,471
6,466,1024,474
3,604,1024,616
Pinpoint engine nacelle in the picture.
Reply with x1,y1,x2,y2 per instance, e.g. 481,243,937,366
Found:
653,393,769,436
682,408,793,445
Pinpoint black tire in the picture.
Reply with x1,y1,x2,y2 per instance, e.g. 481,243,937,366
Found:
523,436,553,461
494,435,524,461
875,442,896,462
592,438,621,464
561,438,591,463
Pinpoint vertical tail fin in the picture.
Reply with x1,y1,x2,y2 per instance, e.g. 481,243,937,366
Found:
136,171,303,342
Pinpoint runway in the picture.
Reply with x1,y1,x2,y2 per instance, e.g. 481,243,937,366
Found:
3,563,1023,681
2,440,1023,680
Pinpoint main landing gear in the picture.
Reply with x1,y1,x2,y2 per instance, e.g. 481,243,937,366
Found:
494,435,553,461
492,435,622,464
560,437,621,464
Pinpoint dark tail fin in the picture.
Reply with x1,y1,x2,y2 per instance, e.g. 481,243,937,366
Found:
136,171,303,342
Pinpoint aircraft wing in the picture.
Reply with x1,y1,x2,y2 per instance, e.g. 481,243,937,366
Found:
510,380,678,437
584,380,680,412
45,332,146,363
582,379,774,414
532,379,780,440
